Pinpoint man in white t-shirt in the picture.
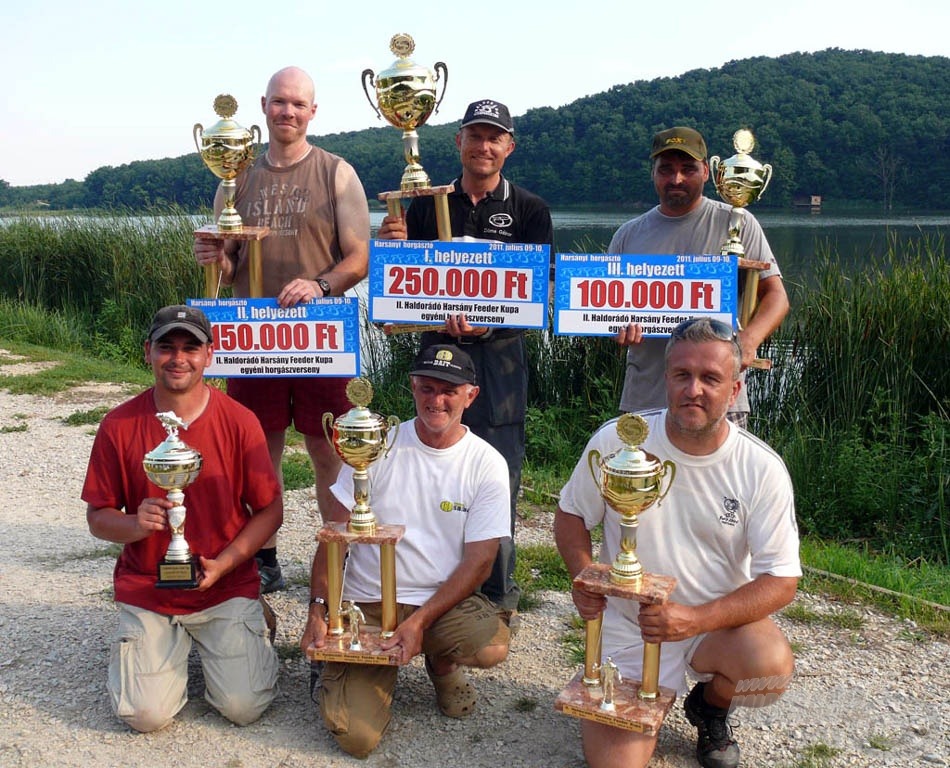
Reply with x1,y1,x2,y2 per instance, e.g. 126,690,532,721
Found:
555,317,801,768
301,344,511,758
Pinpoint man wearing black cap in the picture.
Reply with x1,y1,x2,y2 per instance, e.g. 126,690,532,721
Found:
302,344,512,758
378,99,554,621
83,305,283,733
611,126,789,430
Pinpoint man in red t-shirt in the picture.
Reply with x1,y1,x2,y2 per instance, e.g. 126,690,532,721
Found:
83,305,283,732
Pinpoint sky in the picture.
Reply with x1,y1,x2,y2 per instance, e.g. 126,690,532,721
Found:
4,0,948,188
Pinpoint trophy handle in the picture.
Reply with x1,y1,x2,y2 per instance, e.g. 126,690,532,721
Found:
656,460,677,505
382,415,400,459
322,411,336,447
759,163,773,198
250,124,262,156
193,123,204,154
361,69,382,120
433,61,449,115
708,155,720,180
587,449,602,487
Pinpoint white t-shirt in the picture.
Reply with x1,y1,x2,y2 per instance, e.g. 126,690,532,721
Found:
558,410,801,628
331,418,511,606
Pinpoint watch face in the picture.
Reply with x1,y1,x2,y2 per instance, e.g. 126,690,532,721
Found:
317,278,331,296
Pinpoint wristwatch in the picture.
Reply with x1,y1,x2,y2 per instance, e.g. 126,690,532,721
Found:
309,596,328,620
315,277,332,297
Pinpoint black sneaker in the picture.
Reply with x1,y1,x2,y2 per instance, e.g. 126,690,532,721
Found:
256,560,286,594
683,682,740,768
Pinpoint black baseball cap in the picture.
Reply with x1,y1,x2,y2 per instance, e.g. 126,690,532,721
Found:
460,99,514,133
147,305,212,343
410,344,477,385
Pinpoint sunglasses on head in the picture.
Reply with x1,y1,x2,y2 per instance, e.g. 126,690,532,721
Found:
671,317,738,343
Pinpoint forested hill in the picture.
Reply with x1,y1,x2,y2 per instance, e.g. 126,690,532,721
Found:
4,49,949,211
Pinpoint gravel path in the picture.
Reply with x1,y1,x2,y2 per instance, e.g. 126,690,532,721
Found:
0,356,947,767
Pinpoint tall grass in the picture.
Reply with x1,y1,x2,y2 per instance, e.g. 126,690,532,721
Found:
0,209,202,365
750,235,949,563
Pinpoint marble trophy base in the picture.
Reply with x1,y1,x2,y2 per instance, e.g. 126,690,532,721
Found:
555,670,676,734
307,626,404,666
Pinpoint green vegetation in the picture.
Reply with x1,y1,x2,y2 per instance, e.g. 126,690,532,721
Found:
4,50,950,211
788,742,842,768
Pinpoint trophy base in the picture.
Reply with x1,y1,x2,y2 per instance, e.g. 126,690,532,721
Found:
156,555,200,589
555,671,676,734
575,564,677,606
194,224,271,242
308,627,403,666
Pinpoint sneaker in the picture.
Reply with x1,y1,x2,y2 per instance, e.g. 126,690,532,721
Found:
256,560,286,594
683,682,740,768
502,608,521,638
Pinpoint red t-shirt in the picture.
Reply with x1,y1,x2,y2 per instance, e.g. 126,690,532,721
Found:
82,387,281,614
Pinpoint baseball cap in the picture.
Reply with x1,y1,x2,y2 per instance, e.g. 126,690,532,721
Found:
650,127,707,161
147,305,213,343
410,344,477,385
460,99,514,133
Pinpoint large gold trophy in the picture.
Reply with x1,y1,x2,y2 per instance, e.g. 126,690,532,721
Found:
310,378,404,665
555,414,678,733
362,33,448,191
710,129,773,329
143,412,203,589
193,94,270,298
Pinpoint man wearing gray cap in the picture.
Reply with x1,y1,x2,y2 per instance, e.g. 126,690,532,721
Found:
83,305,282,733
302,344,511,757
611,126,789,430
378,99,554,623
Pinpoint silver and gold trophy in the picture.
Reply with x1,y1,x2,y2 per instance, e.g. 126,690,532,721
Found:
143,412,203,589
310,378,405,665
362,33,448,191
710,128,773,330
193,94,270,298
193,95,261,232
555,414,678,733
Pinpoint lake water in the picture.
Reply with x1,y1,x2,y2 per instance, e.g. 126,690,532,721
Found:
370,207,949,288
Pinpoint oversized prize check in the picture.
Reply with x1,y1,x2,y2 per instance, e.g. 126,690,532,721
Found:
553,253,739,336
369,239,550,329
187,297,360,378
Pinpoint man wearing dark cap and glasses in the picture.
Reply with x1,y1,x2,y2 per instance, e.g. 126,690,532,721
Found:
378,99,554,625
302,344,512,758
610,126,790,430
82,305,283,733
556,318,800,768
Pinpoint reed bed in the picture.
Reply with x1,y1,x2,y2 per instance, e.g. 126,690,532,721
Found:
1,214,947,564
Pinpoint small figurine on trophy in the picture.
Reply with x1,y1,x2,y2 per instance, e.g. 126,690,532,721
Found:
143,412,203,589
555,414,678,733
362,33,448,191
310,377,405,665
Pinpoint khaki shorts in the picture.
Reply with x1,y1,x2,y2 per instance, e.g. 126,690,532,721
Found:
109,598,278,732
319,595,508,757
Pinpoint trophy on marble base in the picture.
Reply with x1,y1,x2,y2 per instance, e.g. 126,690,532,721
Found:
555,414,679,734
143,412,203,589
362,33,447,191
309,378,404,665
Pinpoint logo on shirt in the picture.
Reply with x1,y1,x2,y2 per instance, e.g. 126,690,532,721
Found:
719,497,740,527
439,500,468,514
488,213,513,228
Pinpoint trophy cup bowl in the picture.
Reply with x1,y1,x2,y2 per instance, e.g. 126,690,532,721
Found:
361,33,447,191
143,412,203,588
588,414,675,584
709,128,772,257
193,94,262,232
323,378,399,533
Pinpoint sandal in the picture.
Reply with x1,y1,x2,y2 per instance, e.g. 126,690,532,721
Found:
425,655,477,718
